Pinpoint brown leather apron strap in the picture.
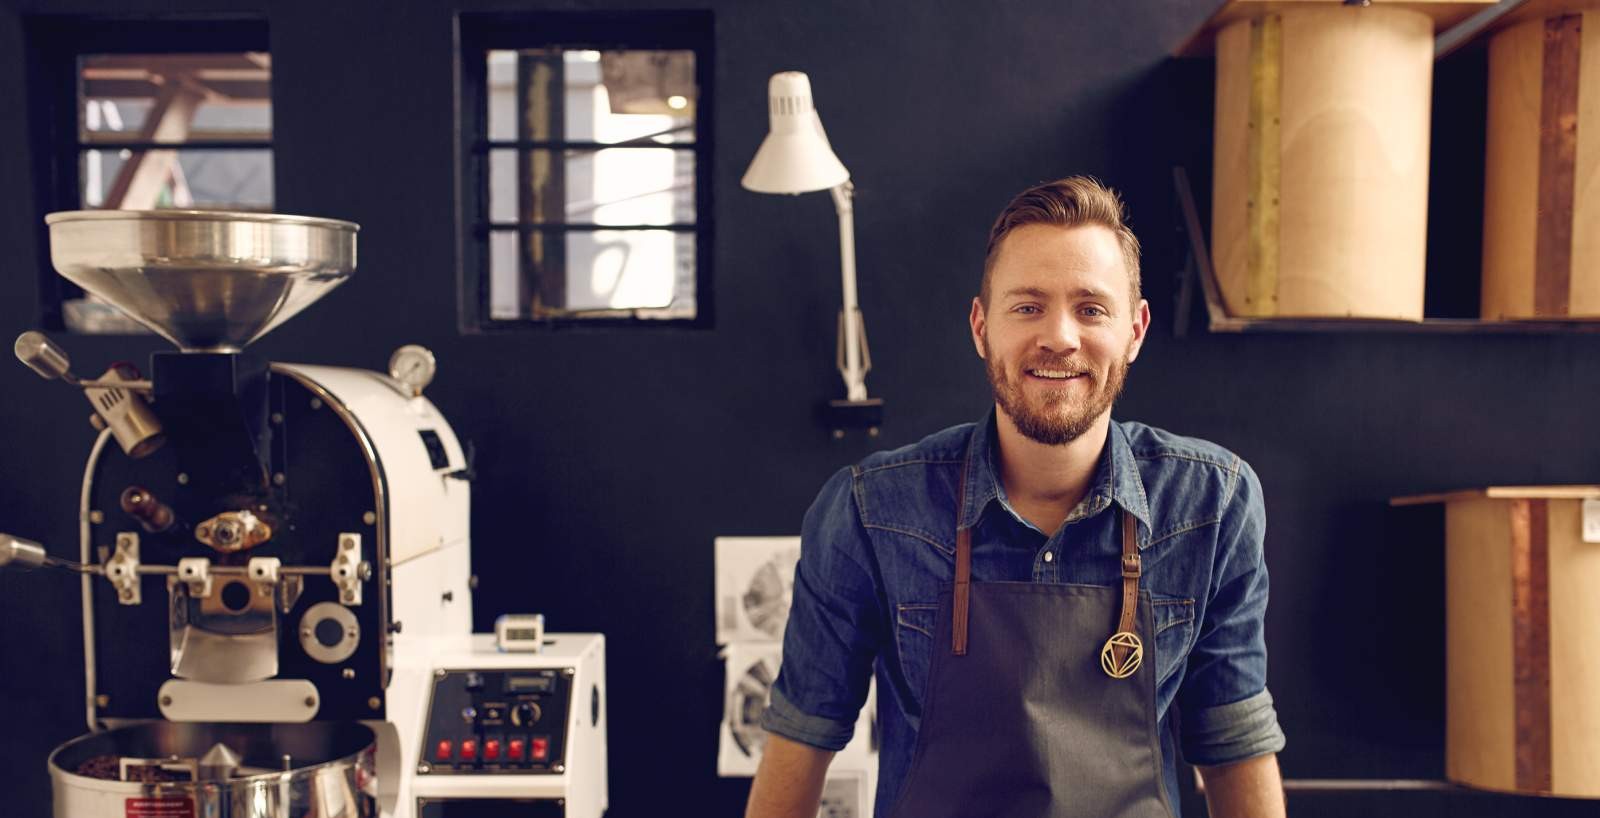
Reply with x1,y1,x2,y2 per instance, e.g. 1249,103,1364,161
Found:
1099,509,1145,679
952,432,976,656
1118,509,1140,636
954,527,972,656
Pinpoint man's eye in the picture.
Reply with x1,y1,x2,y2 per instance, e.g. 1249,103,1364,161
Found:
1080,306,1108,318
1013,304,1041,315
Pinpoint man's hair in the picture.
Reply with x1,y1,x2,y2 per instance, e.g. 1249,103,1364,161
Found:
980,175,1142,307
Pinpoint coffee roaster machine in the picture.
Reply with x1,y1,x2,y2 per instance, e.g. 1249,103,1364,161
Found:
0,210,608,818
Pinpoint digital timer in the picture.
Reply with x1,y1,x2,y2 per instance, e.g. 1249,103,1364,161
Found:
494,613,546,652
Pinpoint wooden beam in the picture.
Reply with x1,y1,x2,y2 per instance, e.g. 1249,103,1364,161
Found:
102,79,205,209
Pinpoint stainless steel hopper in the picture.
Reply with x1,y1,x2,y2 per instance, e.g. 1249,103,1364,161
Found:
45,210,358,352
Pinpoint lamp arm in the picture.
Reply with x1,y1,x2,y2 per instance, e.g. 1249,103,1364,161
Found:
831,182,868,402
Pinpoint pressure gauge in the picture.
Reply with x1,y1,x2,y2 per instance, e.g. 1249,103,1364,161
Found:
387,345,436,397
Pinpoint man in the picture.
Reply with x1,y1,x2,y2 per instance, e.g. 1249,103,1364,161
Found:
746,177,1287,818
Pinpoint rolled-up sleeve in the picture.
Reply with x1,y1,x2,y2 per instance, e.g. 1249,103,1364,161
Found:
760,467,881,752
1178,459,1287,766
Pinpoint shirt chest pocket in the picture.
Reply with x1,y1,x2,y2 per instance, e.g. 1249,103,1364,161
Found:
896,595,1196,703
894,603,942,711
1151,595,1196,687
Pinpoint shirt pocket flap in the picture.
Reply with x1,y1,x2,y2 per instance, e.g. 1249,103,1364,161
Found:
1151,595,1196,686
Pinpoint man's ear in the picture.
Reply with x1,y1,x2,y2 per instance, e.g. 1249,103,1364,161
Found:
969,297,988,359
1126,299,1151,364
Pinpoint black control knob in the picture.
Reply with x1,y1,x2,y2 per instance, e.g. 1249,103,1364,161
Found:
512,702,542,727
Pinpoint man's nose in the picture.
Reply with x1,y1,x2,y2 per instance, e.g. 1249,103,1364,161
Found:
1036,311,1081,354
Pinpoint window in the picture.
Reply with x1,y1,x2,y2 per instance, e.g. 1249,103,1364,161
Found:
26,19,272,333
79,53,272,211
459,12,713,327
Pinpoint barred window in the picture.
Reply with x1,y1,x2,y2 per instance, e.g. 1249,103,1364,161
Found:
460,13,712,328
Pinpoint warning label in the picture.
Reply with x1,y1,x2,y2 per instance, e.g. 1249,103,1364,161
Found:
126,797,196,818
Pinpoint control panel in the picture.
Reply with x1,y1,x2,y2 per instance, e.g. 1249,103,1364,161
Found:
419,668,573,774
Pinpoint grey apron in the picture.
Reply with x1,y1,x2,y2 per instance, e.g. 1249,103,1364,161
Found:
885,438,1176,818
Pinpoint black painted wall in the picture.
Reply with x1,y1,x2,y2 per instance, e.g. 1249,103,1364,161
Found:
1,2,1597,817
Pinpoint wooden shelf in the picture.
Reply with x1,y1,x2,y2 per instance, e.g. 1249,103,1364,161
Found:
1170,167,1600,336
1393,486,1600,506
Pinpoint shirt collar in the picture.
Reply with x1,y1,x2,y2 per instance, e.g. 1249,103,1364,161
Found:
959,409,1152,544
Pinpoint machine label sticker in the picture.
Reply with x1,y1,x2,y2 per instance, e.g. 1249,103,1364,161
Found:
1584,498,1600,544
126,797,196,818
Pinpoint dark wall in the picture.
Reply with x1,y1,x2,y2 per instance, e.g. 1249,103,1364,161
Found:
1,2,1598,817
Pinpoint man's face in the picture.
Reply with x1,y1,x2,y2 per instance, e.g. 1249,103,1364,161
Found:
970,223,1150,446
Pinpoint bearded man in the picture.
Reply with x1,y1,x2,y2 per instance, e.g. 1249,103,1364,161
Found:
745,177,1287,818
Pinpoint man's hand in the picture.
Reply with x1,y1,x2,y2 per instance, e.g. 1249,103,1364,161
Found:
1198,753,1286,818
745,733,835,818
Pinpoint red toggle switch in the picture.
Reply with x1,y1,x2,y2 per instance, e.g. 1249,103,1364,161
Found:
435,740,453,761
531,737,549,761
460,739,478,761
484,739,501,761
508,739,526,760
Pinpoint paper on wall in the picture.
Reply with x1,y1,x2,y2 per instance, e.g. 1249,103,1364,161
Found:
718,641,784,777
718,641,880,779
714,536,801,645
818,766,870,818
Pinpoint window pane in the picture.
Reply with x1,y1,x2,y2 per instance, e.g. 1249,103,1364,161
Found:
80,53,272,144
488,148,694,225
80,148,273,210
486,229,695,320
487,49,695,145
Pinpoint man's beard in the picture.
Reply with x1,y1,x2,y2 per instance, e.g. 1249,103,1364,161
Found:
984,341,1130,445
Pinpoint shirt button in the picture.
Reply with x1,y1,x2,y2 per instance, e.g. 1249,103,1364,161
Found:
1043,551,1054,563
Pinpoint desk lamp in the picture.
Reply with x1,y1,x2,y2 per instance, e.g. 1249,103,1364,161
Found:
742,71,882,436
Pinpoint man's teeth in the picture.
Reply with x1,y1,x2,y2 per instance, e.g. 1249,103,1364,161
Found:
1028,369,1080,379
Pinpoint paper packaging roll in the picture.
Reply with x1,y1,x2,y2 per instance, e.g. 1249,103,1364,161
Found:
1481,1,1600,319
1393,487,1600,799
1206,2,1489,321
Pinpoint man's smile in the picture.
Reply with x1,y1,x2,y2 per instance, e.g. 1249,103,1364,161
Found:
1024,367,1088,381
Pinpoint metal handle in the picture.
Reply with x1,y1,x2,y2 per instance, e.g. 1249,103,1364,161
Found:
0,534,48,570
14,331,74,382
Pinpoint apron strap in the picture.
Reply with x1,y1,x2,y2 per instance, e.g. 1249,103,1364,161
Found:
1117,509,1140,636
953,434,975,656
954,527,972,655
950,434,1143,660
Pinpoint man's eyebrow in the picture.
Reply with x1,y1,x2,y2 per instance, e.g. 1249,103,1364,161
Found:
1000,286,1114,300
1001,286,1049,300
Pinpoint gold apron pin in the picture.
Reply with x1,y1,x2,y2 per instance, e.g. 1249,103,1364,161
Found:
1104,520,1143,680
1101,632,1143,679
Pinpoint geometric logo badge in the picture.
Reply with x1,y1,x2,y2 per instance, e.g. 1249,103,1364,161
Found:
1100,631,1144,680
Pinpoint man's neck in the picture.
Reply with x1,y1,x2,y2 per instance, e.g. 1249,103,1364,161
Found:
993,409,1111,536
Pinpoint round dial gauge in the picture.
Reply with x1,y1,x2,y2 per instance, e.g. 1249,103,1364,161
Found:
388,345,436,396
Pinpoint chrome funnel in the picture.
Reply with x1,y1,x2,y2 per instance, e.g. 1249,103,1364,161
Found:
45,210,358,352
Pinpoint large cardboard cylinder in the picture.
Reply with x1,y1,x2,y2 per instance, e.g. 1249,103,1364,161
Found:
1212,7,1435,319
1423,490,1600,798
1481,3,1600,319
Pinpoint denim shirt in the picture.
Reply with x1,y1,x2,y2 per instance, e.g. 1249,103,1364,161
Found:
762,412,1286,816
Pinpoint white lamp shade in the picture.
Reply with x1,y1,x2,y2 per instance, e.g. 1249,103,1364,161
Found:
741,71,850,195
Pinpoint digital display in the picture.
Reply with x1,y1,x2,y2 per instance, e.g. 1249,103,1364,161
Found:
505,628,540,641
508,676,554,692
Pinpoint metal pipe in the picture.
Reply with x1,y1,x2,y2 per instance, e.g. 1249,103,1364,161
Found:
831,181,868,402
15,557,340,578
76,378,154,392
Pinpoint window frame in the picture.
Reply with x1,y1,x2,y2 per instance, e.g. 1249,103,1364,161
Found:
23,16,273,332
456,10,715,332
